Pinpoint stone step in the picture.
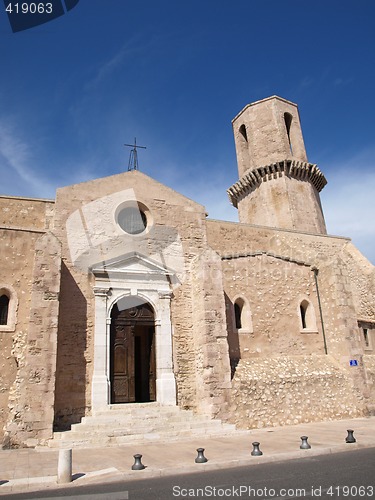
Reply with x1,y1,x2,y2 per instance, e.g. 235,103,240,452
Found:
48,426,241,449
81,411,193,424
92,402,180,416
55,425,235,442
48,405,239,449
77,413,220,427
67,420,232,437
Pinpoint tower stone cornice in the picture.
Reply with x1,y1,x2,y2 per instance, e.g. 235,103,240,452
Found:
232,95,298,124
227,159,327,208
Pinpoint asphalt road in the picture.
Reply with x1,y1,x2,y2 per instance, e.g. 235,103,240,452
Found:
5,447,375,500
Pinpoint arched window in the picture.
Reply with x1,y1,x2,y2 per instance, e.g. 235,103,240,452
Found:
363,328,369,348
300,302,307,329
284,112,293,155
237,124,252,173
0,294,10,325
0,286,17,331
233,297,253,333
239,124,248,142
234,301,243,329
299,299,317,332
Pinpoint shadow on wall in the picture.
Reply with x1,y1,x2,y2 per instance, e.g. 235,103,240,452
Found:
53,262,88,431
224,293,240,379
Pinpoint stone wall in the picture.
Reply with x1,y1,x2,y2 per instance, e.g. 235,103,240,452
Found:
229,355,365,429
190,248,232,418
342,242,375,321
206,219,347,264
4,232,61,447
236,173,327,234
52,262,93,430
0,196,58,446
232,96,308,175
315,256,370,411
363,355,375,414
207,219,373,423
222,254,325,359
0,228,39,445
0,196,54,231
206,220,362,365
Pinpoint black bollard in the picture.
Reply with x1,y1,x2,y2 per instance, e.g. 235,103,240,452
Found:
346,429,356,443
300,436,311,449
251,442,263,456
195,448,208,463
131,454,145,470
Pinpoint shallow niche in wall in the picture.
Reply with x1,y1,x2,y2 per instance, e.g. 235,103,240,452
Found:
233,296,253,333
299,299,318,334
358,321,375,352
0,285,18,332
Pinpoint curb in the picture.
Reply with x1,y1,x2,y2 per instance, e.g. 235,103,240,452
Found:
1,441,374,495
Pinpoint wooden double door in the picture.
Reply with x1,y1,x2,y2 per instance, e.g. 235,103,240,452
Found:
110,302,156,404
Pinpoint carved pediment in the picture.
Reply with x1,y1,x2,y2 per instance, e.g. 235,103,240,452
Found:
91,251,177,284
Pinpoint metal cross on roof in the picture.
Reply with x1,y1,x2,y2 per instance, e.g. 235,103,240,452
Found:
124,138,146,171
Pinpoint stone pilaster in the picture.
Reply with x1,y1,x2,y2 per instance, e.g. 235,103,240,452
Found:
155,291,176,405
191,248,232,419
91,286,112,411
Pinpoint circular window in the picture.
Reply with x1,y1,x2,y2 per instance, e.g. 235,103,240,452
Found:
117,206,147,235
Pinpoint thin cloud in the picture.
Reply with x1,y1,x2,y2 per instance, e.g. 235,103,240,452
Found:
299,76,314,88
333,77,354,86
84,32,169,92
0,118,55,198
321,148,375,263
85,43,135,91
169,161,238,222
0,122,33,184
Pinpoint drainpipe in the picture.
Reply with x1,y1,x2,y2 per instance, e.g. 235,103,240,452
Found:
312,267,328,355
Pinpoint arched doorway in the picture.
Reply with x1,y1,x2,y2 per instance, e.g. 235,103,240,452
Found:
110,299,156,404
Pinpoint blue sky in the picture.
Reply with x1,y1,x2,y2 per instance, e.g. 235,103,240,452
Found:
0,0,374,263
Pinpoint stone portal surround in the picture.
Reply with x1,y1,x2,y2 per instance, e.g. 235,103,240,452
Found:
91,284,176,411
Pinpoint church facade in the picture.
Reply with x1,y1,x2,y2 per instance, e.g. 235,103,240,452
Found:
0,96,374,448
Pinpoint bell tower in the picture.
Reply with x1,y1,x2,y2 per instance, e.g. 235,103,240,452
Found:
227,96,327,234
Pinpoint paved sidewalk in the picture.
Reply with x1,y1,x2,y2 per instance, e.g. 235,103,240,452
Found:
1,416,375,496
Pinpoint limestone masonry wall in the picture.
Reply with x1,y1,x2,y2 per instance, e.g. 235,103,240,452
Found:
0,229,39,445
363,355,375,413
4,232,61,447
0,196,54,231
229,355,365,429
223,254,325,359
237,175,326,234
191,248,232,419
232,96,307,174
207,219,373,421
342,242,375,321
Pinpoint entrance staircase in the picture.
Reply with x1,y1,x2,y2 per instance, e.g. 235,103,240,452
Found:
48,403,240,449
